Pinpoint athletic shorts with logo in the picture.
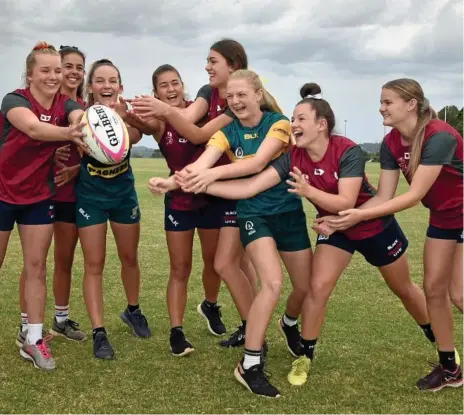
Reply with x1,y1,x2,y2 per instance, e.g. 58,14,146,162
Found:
76,192,140,228
52,201,76,224
316,218,408,267
426,225,463,243
0,199,55,231
238,208,311,252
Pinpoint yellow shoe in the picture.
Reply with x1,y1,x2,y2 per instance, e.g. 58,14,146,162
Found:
287,356,311,386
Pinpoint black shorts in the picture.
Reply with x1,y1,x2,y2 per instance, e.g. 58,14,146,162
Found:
426,225,463,243
53,201,77,224
0,199,55,231
211,197,238,228
316,218,408,267
165,203,222,232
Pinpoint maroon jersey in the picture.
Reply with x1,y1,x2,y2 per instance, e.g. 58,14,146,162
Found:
158,101,207,211
0,89,82,205
195,84,232,167
273,135,392,240
52,97,86,203
380,119,463,229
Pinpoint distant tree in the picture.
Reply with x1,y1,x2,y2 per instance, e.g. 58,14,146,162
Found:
437,105,463,136
152,149,163,159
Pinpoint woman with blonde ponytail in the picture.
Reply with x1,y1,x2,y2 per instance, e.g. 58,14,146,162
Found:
327,78,463,392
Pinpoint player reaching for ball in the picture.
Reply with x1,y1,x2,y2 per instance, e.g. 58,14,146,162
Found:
325,78,463,392
131,39,260,349
173,70,314,398
77,59,151,360
0,41,87,370
16,45,88,350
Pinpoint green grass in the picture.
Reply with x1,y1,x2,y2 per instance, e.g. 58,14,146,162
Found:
0,159,462,414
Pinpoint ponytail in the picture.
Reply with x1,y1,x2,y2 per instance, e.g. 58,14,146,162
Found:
229,69,283,114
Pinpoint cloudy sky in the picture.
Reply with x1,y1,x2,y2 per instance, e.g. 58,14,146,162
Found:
1,0,462,148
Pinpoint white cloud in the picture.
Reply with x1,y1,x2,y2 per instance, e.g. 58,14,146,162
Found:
0,0,462,147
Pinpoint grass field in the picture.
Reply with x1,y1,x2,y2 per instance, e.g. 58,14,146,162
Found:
0,159,462,414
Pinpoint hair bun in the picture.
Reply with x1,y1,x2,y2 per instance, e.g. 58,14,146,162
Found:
33,41,55,51
300,83,322,99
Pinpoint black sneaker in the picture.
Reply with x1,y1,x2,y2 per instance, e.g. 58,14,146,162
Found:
416,363,463,392
170,328,194,357
93,332,115,360
219,325,245,348
120,308,151,338
234,360,280,398
278,317,300,357
197,301,226,336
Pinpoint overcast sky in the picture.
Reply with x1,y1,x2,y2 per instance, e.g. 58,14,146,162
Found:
1,0,462,148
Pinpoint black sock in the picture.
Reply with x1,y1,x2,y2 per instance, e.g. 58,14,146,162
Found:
171,326,183,334
241,320,247,329
204,299,217,308
438,350,457,371
419,323,435,343
92,327,106,340
127,304,140,313
301,337,318,360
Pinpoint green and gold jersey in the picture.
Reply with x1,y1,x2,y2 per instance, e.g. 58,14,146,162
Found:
208,111,302,219
76,151,135,202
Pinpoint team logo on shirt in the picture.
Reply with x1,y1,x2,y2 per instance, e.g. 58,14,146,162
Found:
244,133,258,140
40,114,51,122
235,147,244,158
314,168,325,176
404,152,411,160
166,131,174,145
178,138,188,143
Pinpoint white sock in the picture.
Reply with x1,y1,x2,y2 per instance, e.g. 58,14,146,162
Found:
243,350,261,370
283,313,298,327
27,323,43,345
55,304,69,323
21,313,28,332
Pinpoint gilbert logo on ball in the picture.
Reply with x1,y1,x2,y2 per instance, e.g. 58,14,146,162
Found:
82,104,130,165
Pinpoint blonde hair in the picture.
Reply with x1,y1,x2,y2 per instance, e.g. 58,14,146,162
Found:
23,41,59,87
382,78,438,178
229,69,283,114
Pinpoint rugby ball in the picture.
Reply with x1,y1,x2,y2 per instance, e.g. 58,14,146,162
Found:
82,104,130,165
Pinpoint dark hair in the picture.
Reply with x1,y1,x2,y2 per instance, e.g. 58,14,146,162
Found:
210,38,248,71
59,45,86,99
382,78,437,178
152,64,183,93
85,59,122,106
298,83,336,135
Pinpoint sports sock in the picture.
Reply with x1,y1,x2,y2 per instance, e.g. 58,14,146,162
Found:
419,323,435,343
21,313,28,332
283,313,298,327
243,348,261,369
204,299,217,308
301,337,318,360
439,350,457,372
27,323,43,344
55,304,69,323
127,304,140,313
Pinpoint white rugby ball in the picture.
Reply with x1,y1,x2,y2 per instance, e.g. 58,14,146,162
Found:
82,104,130,165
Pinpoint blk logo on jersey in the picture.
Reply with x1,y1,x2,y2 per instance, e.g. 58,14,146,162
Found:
404,152,411,160
168,214,179,227
178,138,187,143
40,114,51,122
387,238,403,257
314,168,325,176
166,131,174,145
79,208,90,220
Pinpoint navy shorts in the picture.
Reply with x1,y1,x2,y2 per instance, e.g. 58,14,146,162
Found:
0,199,55,231
316,218,408,267
53,201,77,224
426,225,463,243
213,198,238,228
165,203,222,232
